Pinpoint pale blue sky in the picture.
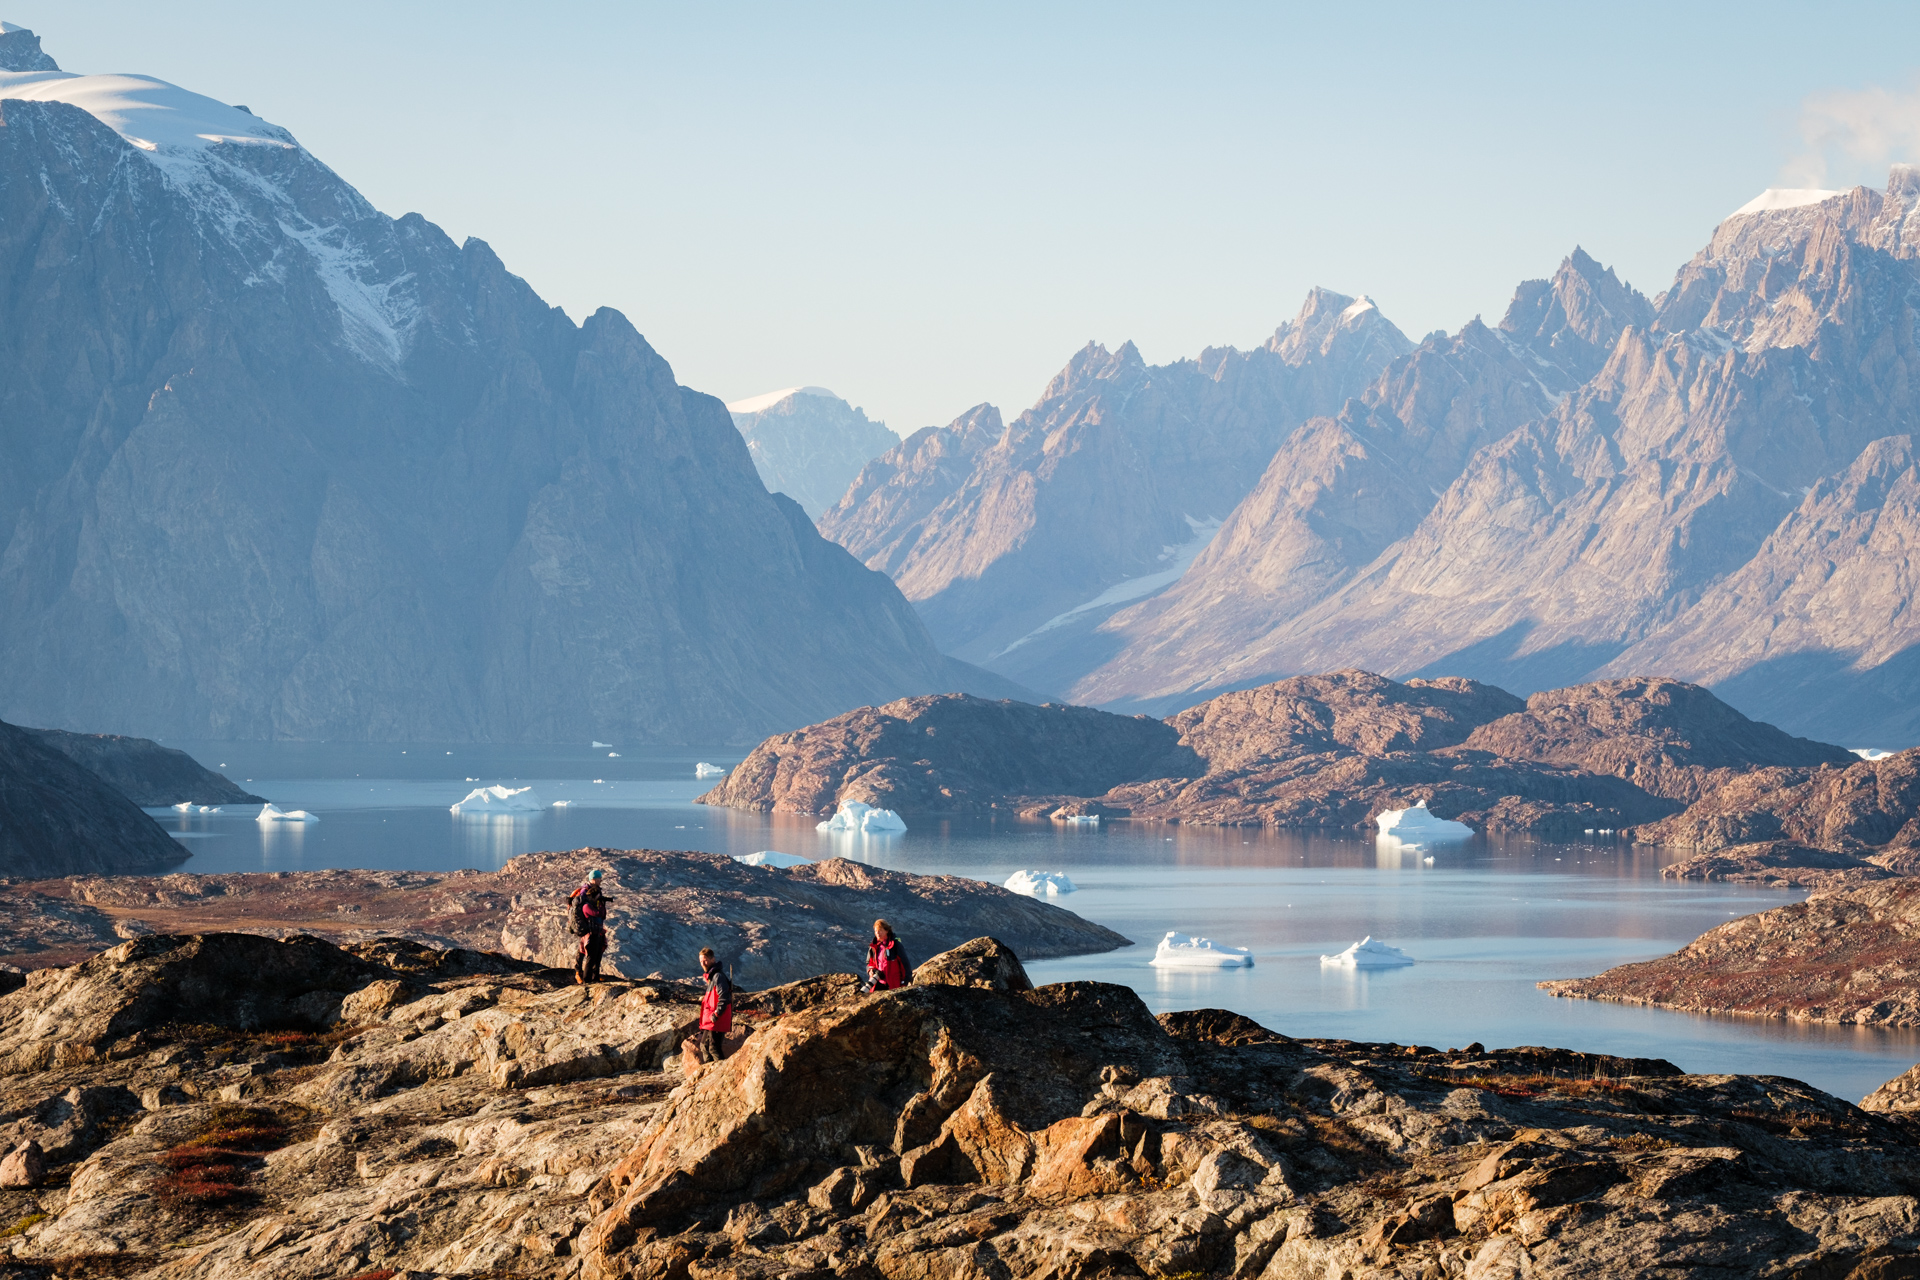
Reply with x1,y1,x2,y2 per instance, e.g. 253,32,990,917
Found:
18,3,1920,434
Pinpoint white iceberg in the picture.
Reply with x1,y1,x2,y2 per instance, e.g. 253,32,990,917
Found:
1320,936,1415,969
695,762,727,779
1057,814,1100,825
735,850,811,868
607,751,621,758
1150,932,1254,969
171,802,222,813
549,799,573,808
1004,870,1076,896
1853,748,1896,761
817,800,908,834
592,741,612,748
256,803,318,824
449,785,545,815
1374,802,1474,844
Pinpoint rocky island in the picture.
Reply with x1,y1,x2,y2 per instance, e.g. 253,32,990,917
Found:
0,931,1914,1277
700,672,1853,836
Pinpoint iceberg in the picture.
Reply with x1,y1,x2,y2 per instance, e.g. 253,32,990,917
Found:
817,800,908,834
1320,936,1415,969
1056,813,1100,825
1150,932,1253,969
607,752,621,758
171,802,222,813
549,800,573,808
1374,802,1474,844
256,803,318,824
695,762,727,779
1004,870,1076,896
735,850,811,868
449,785,545,815
592,741,612,748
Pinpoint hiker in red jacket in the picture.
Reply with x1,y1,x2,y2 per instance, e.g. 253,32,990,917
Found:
569,869,610,985
864,919,911,992
696,947,733,1062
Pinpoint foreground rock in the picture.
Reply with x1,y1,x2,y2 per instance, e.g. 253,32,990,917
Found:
706,671,1852,836
0,720,187,878
1,931,1919,1277
1542,878,1920,1028
0,848,1130,981
16,728,260,807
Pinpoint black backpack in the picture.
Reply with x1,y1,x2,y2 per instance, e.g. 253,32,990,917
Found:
567,889,592,936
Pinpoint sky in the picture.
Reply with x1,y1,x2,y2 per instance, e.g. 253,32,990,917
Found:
16,2,1920,436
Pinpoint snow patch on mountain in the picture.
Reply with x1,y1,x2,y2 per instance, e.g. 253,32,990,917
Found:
727,386,839,415
1728,188,1845,219
993,515,1224,658
0,67,293,154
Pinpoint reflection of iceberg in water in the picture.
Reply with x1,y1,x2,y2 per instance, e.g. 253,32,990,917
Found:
818,801,907,834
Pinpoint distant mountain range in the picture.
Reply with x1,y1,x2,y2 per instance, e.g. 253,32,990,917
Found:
727,387,899,519
0,25,1013,744
820,179,1920,745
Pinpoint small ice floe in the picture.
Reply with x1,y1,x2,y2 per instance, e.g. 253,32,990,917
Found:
449,785,545,815
256,803,318,824
735,850,811,868
1374,802,1474,845
1150,932,1254,969
818,801,908,834
592,741,612,748
549,800,573,808
1854,748,1896,761
1320,936,1415,969
1004,870,1076,896
607,752,621,758
1058,814,1100,825
696,762,727,779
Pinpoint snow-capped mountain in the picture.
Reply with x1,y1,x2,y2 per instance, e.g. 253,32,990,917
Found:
727,387,899,519
0,24,1002,743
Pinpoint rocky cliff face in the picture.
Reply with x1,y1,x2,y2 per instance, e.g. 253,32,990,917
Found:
0,27,981,744
1068,178,1920,739
0,720,187,877
728,386,900,519
817,291,1413,688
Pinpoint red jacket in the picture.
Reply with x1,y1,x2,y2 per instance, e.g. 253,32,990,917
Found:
699,964,733,1033
866,936,911,990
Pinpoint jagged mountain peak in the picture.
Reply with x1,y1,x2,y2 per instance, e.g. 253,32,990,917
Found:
0,22,56,73
1497,247,1653,387
1037,339,1147,403
1266,287,1410,366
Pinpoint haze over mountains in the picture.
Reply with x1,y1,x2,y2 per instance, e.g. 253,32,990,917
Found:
818,179,1920,745
0,25,1007,744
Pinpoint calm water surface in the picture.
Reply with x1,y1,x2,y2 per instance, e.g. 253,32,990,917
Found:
152,740,1920,1102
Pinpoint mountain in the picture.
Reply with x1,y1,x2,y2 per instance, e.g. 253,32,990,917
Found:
0,719,187,875
18,727,260,806
0,25,999,744
1059,175,1920,741
726,386,899,519
817,289,1413,692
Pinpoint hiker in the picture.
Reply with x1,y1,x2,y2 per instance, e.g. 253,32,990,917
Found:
696,947,733,1062
864,918,911,992
568,869,610,984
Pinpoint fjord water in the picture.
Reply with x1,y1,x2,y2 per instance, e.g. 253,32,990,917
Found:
160,740,1920,1102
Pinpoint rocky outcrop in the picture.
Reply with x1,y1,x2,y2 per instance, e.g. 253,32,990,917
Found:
1541,877,1920,1027
0,849,1131,982
819,291,1412,684
728,386,900,519
1632,748,1920,852
0,931,1917,1275
17,726,260,806
1660,842,1895,890
0,720,187,878
0,28,988,745
703,671,1855,837
697,693,1192,817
